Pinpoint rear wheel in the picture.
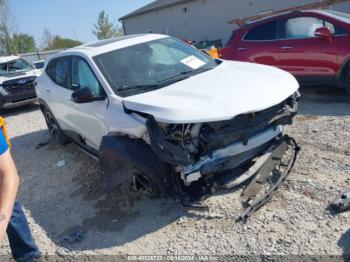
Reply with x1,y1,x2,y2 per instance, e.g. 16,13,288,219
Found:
41,106,70,145
345,71,350,95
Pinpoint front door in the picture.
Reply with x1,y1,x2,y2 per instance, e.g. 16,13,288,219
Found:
279,16,339,83
70,56,108,151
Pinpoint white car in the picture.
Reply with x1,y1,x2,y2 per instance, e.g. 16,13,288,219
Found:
0,56,40,109
36,34,299,215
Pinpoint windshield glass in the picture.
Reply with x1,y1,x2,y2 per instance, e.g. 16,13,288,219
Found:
94,37,218,96
325,10,350,23
0,58,34,76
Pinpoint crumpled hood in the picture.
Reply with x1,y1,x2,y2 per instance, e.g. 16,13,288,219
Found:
123,60,299,124
0,70,40,84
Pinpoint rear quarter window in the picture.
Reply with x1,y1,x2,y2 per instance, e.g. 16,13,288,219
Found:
244,21,278,41
225,32,236,46
46,57,71,89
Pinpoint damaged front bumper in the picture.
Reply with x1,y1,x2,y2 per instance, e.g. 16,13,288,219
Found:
145,92,299,188
182,125,284,186
236,135,300,222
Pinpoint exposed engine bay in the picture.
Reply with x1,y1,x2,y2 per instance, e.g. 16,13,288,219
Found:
100,92,300,221
146,92,298,173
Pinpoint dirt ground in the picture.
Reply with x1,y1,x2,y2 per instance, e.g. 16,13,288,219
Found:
0,87,350,259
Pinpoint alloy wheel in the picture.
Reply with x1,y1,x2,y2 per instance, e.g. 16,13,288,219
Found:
44,110,59,137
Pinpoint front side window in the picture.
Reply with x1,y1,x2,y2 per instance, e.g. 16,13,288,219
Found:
244,21,278,41
71,57,102,96
284,17,333,39
0,58,34,76
284,16,348,39
94,37,218,97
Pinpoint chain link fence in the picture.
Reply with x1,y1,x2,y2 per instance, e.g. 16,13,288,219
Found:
19,49,64,63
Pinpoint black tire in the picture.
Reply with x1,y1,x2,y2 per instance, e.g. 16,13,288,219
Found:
345,71,350,95
133,167,167,199
41,105,70,145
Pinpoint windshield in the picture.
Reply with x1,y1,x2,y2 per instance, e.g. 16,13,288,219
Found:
325,10,350,23
0,58,34,76
94,37,218,96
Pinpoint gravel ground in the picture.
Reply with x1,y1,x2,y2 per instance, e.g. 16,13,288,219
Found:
0,88,350,258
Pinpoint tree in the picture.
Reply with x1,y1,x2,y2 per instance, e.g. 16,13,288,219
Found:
92,11,123,40
12,33,36,54
40,28,53,50
48,36,82,50
40,28,82,50
0,0,14,55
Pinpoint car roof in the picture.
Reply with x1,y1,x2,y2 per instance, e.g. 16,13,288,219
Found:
55,34,169,59
0,55,20,64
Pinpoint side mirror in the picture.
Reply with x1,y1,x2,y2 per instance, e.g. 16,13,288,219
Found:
71,87,105,103
315,27,333,41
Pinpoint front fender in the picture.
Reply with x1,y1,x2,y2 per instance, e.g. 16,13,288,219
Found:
99,135,171,193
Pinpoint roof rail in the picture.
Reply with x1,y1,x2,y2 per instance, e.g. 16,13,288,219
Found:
228,0,349,26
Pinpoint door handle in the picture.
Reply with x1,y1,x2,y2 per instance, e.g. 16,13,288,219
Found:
238,47,247,51
45,89,50,93
281,46,293,50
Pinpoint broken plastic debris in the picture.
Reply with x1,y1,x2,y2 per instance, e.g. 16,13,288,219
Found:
56,160,66,168
331,188,350,212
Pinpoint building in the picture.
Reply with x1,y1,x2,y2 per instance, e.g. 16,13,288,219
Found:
119,0,350,47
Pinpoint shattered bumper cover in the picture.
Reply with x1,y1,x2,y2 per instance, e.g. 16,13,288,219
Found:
235,135,300,222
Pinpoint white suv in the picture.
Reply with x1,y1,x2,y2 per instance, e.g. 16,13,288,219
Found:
0,56,40,109
36,34,299,215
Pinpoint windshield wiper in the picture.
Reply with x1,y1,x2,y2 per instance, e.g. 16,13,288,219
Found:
119,84,160,92
158,66,215,83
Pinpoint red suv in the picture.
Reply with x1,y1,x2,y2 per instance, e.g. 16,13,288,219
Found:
220,10,350,94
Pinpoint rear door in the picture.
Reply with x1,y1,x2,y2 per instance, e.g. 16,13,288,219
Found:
235,20,280,66
45,56,78,133
279,15,340,83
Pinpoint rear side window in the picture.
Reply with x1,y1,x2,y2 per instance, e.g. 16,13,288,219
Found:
46,57,71,89
244,21,277,41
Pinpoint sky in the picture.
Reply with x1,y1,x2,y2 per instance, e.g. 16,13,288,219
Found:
10,0,154,46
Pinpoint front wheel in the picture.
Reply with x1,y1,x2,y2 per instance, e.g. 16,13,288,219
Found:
132,169,166,199
41,106,70,145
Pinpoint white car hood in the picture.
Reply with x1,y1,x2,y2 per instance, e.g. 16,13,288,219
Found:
123,61,299,124
0,70,40,84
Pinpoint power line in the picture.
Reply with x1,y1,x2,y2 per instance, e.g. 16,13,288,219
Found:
15,12,96,19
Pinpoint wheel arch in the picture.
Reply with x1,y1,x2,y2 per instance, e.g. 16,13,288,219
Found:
338,56,350,84
38,98,51,111
99,134,172,196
